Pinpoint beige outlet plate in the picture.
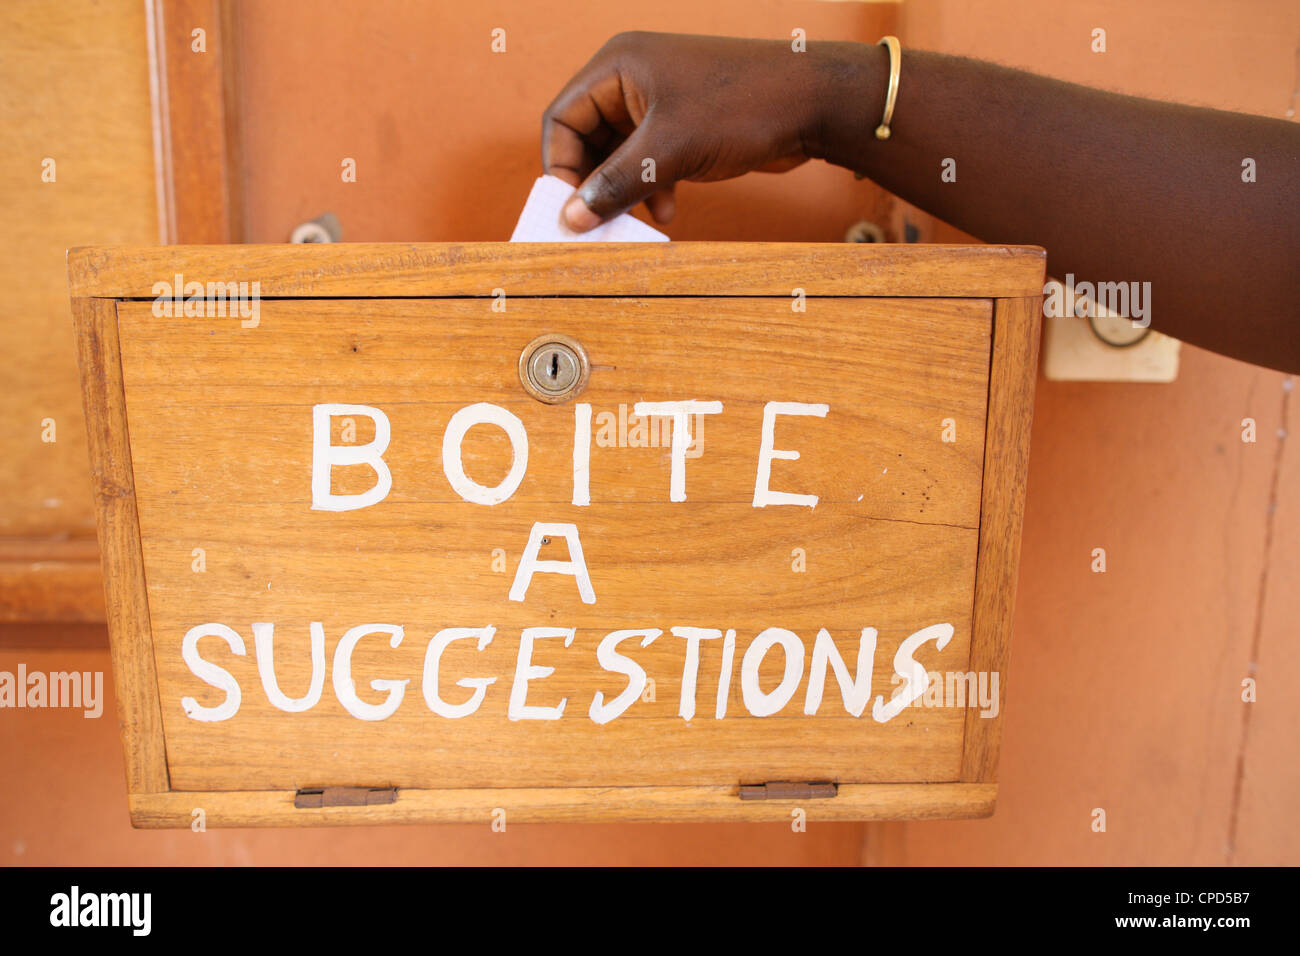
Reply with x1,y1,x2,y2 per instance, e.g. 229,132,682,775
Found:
1041,280,1181,383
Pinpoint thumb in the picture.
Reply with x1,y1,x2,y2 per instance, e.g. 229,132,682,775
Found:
562,125,671,232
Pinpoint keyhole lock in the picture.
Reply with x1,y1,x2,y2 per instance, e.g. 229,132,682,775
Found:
518,333,591,403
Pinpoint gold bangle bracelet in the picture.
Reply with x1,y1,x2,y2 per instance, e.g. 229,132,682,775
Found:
875,36,901,140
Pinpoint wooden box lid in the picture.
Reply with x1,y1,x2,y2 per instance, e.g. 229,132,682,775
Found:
69,242,1043,827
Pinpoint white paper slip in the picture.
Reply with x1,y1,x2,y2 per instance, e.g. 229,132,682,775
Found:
509,174,668,242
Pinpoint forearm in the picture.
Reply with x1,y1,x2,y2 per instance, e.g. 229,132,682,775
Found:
809,43,1299,372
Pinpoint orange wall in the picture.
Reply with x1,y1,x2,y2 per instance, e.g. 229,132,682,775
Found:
232,0,898,245
869,0,1299,866
3,0,1295,865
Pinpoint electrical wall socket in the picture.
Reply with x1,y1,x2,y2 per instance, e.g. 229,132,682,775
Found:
1041,278,1181,383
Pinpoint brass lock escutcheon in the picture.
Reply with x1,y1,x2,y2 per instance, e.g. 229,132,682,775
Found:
518,333,590,403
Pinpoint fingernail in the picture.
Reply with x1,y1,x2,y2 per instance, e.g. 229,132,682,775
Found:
562,194,601,232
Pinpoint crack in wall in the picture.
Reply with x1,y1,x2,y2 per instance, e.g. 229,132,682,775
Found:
1227,374,1293,863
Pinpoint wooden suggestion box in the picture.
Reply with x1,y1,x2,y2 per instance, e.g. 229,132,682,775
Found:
68,242,1044,827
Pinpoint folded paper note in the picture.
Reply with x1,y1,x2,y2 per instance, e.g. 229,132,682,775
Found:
509,174,668,242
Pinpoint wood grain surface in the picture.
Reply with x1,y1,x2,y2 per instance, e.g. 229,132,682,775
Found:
961,296,1043,782
1,0,159,619
69,242,1046,299
71,298,169,793
129,783,998,827
72,242,1044,824
115,295,990,791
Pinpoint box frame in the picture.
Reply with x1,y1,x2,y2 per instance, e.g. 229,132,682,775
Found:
69,242,1043,827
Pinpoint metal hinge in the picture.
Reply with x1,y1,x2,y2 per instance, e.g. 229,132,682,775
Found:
294,786,398,808
739,781,838,801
